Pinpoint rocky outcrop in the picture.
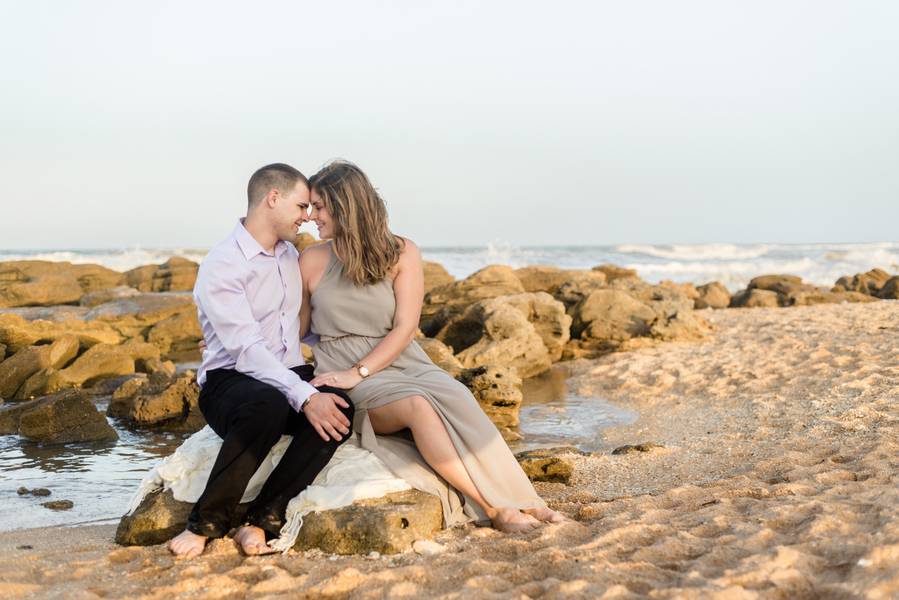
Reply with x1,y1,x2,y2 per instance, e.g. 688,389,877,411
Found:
146,309,203,362
0,390,117,443
79,286,141,308
833,268,892,296
421,265,525,334
116,488,442,555
592,264,639,283
878,276,899,300
0,310,122,354
730,288,780,308
422,261,454,293
552,271,610,312
695,281,731,309
0,293,196,355
123,258,198,293
566,280,710,357
0,261,123,308
0,335,80,399
108,371,204,432
732,275,876,308
455,365,522,441
433,293,567,378
415,337,463,376
514,266,606,297
16,338,160,399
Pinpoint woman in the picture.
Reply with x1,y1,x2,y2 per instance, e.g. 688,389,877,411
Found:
300,160,565,532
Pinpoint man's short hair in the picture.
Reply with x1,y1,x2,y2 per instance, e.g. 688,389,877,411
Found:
247,163,308,208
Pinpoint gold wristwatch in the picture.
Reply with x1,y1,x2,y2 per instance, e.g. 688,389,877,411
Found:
355,363,370,378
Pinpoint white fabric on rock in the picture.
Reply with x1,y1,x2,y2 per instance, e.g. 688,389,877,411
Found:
125,425,412,553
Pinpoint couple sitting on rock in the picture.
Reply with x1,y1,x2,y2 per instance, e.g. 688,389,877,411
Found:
167,161,565,558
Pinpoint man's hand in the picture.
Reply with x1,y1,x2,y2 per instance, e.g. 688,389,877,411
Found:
303,392,351,442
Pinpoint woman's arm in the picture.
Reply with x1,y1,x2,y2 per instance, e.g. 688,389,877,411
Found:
310,239,423,389
298,244,330,342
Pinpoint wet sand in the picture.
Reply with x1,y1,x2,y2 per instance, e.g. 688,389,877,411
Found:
1,302,896,599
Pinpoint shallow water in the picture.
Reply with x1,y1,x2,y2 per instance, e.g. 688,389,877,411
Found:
0,402,190,531
514,366,638,453
0,370,635,531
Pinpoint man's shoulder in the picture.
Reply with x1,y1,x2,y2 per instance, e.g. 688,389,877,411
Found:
196,237,246,284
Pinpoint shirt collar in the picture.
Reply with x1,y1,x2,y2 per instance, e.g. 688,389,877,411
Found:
233,219,292,261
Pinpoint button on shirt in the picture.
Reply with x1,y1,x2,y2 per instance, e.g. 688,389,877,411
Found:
194,220,318,411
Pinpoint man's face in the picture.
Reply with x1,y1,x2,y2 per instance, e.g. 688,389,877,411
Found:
272,182,311,241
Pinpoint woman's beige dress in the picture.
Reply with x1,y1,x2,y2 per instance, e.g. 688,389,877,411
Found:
311,246,546,526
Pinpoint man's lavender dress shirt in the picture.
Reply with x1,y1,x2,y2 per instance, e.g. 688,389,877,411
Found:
193,220,318,411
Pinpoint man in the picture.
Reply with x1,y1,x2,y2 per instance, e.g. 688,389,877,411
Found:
168,163,354,558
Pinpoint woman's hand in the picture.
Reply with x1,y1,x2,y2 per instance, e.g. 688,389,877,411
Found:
310,369,363,390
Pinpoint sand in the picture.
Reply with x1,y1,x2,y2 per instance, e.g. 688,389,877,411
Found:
1,302,896,599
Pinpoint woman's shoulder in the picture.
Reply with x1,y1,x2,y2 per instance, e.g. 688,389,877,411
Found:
299,240,332,273
396,236,420,258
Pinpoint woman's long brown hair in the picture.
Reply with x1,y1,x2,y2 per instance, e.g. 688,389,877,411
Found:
309,160,404,286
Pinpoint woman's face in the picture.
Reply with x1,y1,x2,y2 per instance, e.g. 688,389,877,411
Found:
310,190,335,239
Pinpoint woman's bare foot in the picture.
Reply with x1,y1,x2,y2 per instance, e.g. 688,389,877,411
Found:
233,525,277,556
487,507,541,533
524,507,570,524
167,529,208,559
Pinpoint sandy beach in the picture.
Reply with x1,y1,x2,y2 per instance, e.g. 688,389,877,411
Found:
1,301,895,599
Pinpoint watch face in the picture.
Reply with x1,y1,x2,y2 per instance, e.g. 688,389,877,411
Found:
359,365,370,377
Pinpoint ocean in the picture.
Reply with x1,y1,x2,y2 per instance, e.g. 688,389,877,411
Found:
2,242,897,291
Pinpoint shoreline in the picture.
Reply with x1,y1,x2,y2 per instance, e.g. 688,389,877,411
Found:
1,302,896,598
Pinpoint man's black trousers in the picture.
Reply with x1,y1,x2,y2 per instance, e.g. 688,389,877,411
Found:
186,364,354,538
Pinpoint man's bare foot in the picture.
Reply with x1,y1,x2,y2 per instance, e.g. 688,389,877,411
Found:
487,507,541,533
168,529,208,559
233,525,277,556
524,507,570,523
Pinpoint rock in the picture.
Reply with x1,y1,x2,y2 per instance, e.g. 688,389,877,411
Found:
146,309,203,361
611,442,665,455
79,286,142,308
834,268,892,296
436,297,551,378
592,264,639,283
421,265,525,334
659,280,699,301
496,292,572,362
42,500,74,510
115,489,200,546
294,489,443,555
18,338,160,398
553,271,610,312
730,288,780,308
694,282,732,309
878,276,899,300
120,371,204,432
514,266,607,297
455,366,522,432
107,375,150,417
0,310,122,354
515,446,584,483
10,390,117,443
293,232,320,253
17,487,51,496
0,335,80,399
0,261,123,308
735,274,877,307
422,261,454,293
84,293,196,339
571,289,656,341
415,337,463,376
123,258,199,293
412,540,446,556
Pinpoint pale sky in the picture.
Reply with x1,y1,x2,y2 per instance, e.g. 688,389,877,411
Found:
1,0,897,250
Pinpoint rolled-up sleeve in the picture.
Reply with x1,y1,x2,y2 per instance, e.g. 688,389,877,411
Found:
195,261,318,411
